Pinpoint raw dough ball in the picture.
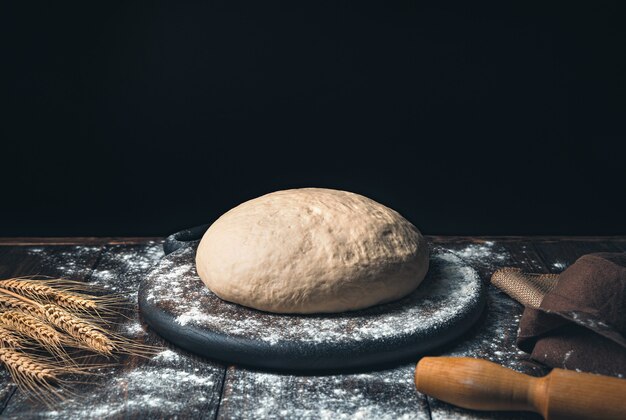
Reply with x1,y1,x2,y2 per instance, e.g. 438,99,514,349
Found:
195,188,429,313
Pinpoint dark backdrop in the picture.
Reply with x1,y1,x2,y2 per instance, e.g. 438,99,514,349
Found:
2,3,625,236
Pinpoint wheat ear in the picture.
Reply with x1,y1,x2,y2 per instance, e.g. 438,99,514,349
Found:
0,279,56,300
42,304,115,356
0,347,63,405
0,278,123,317
0,295,45,318
0,276,161,401
0,347,99,406
0,347,57,382
0,311,66,356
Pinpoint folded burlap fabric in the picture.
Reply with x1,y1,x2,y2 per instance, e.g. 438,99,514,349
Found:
491,253,626,377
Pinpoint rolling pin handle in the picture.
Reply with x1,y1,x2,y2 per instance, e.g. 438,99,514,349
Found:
415,357,536,413
415,357,626,419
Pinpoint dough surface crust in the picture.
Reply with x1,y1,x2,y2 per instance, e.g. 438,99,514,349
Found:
195,188,429,313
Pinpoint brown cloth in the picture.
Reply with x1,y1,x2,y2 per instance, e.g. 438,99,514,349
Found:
491,253,626,378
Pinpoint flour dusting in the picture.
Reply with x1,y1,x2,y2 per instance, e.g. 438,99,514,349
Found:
31,358,221,419
8,239,551,419
220,365,429,420
4,242,223,419
25,245,101,278
440,241,511,272
142,246,482,349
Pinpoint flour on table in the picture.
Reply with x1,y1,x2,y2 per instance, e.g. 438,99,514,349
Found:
26,245,101,278
30,355,220,419
4,242,222,420
24,242,164,297
220,365,429,420
439,241,511,271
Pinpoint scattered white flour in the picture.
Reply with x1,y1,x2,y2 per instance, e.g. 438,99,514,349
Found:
552,261,567,270
89,243,164,297
153,349,180,362
26,245,101,278
27,362,221,419
216,263,545,420
563,349,574,368
124,321,145,337
142,247,482,347
6,239,558,419
24,242,164,295
442,241,511,272
4,242,224,419
218,365,429,420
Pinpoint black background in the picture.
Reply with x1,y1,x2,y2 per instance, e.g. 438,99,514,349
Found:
2,3,625,236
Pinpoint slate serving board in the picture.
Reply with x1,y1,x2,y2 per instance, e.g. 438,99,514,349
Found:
138,225,486,371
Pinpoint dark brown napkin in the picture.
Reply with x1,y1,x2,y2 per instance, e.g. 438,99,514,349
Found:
492,253,626,377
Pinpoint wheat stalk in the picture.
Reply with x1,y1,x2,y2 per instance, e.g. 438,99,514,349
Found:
0,347,60,403
0,347,96,406
0,276,160,403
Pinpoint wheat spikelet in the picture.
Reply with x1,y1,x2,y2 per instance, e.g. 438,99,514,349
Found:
0,347,57,383
52,292,98,312
0,295,45,318
0,276,161,402
0,326,26,348
0,311,64,354
0,347,88,406
0,278,121,317
0,279,56,301
42,304,115,356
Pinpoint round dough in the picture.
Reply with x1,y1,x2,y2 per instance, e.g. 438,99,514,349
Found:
195,188,429,314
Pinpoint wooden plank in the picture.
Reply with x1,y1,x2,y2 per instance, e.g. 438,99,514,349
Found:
610,239,626,252
426,236,626,244
1,237,620,418
0,238,161,246
531,239,622,274
217,365,430,419
0,244,104,416
2,242,227,419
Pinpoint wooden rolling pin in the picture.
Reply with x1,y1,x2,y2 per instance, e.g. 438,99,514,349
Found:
414,357,626,419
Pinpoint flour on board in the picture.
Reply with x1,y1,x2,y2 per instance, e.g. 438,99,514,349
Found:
143,246,482,346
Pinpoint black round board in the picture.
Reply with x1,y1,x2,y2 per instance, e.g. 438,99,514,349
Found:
139,226,486,372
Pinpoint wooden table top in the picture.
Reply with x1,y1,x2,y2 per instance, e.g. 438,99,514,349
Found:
0,236,624,419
